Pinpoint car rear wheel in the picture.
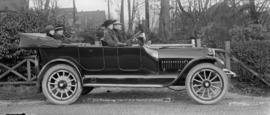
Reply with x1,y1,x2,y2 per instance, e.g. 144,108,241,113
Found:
42,64,82,105
82,87,94,95
185,63,228,104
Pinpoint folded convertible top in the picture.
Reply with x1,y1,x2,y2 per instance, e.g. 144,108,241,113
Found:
19,33,63,48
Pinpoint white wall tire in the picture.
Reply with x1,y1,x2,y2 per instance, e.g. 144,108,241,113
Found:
185,63,228,104
42,64,82,105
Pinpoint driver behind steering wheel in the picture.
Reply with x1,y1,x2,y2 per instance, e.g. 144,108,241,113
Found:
102,20,127,47
101,20,146,47
113,21,127,43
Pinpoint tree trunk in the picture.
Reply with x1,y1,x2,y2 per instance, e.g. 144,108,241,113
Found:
131,0,136,31
107,0,111,19
145,0,150,33
249,0,258,23
44,0,50,10
128,0,132,33
73,0,77,25
120,0,125,31
159,0,170,40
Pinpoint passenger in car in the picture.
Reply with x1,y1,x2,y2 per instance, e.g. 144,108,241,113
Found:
45,25,55,38
53,26,75,43
102,20,127,47
54,26,66,41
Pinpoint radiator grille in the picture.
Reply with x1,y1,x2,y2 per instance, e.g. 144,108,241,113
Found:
159,58,191,72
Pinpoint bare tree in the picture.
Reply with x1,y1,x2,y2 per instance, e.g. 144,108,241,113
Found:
128,0,132,32
73,0,77,25
145,0,150,33
130,0,138,32
44,0,50,10
120,0,125,31
249,0,258,23
107,0,111,19
159,0,170,40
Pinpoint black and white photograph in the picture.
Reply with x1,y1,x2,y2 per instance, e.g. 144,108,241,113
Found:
0,0,270,115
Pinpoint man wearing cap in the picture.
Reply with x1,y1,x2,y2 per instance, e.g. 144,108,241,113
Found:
113,21,127,43
45,25,55,38
54,26,66,41
102,20,126,47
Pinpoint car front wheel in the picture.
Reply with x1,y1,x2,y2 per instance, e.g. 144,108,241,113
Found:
185,63,228,104
42,64,82,105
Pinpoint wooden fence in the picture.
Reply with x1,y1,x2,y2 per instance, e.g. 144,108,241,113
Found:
217,41,270,86
0,56,39,85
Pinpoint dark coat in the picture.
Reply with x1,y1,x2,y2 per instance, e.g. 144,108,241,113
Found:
113,29,127,43
53,34,65,41
103,29,120,47
53,34,72,43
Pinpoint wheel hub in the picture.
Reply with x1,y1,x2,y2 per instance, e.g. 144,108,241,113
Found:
58,80,68,89
203,81,211,88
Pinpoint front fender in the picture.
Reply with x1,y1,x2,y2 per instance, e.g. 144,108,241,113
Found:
37,57,82,92
168,56,223,86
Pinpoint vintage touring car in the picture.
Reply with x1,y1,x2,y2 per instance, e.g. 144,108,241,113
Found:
19,33,236,105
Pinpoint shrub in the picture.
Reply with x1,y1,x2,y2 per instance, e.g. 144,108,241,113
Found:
0,10,72,82
199,23,230,48
230,24,270,42
0,10,68,63
231,40,270,85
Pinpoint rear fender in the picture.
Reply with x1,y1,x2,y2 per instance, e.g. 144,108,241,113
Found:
169,57,223,86
37,57,82,92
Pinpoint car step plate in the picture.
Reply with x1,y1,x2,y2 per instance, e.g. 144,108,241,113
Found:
83,83,165,88
84,74,178,79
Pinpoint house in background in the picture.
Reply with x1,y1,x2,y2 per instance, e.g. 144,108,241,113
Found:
56,8,106,29
0,0,29,11
77,11,106,29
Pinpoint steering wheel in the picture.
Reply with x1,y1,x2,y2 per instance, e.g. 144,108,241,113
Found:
129,31,141,41
124,31,146,47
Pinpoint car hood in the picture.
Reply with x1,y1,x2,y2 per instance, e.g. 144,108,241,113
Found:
156,47,209,58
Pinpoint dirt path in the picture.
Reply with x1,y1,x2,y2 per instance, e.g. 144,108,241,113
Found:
0,87,270,115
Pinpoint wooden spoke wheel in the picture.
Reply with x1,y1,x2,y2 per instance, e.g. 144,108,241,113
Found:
42,64,82,105
186,63,228,104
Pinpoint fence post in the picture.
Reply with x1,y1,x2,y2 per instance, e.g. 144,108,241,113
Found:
196,39,201,47
27,59,31,81
191,39,195,47
225,41,231,70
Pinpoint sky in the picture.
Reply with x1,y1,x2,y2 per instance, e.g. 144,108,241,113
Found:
54,0,141,19
57,0,106,11
29,0,122,19
29,0,147,21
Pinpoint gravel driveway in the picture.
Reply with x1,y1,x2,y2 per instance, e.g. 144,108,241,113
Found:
0,87,270,115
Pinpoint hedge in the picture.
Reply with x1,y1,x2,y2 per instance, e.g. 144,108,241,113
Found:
0,10,68,63
231,40,270,84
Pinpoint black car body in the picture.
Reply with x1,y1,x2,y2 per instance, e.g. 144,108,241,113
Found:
20,33,236,105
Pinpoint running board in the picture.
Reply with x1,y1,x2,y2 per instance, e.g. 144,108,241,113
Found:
83,83,165,88
84,74,178,79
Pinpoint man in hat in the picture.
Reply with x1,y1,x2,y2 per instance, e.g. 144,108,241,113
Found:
45,25,55,38
113,21,127,43
102,20,126,47
54,26,66,41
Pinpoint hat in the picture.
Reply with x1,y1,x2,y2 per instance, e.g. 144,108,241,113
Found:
113,21,122,25
102,20,117,28
55,26,64,31
45,25,54,32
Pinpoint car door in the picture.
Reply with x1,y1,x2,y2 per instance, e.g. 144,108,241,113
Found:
104,47,118,70
79,47,105,71
118,46,141,71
